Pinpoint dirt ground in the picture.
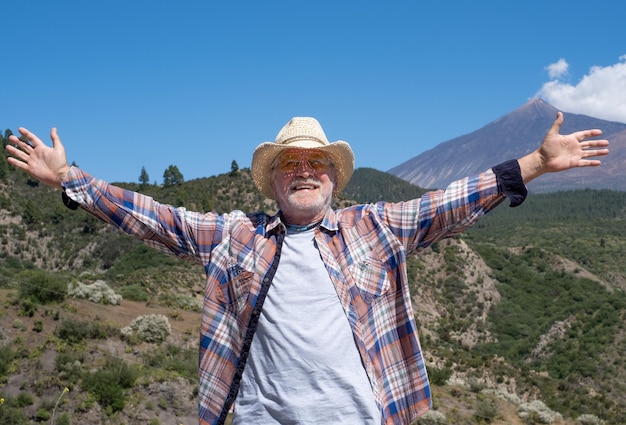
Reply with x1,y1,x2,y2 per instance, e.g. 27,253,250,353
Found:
0,288,203,424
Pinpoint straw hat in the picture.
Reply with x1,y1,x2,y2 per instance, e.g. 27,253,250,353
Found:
251,117,355,200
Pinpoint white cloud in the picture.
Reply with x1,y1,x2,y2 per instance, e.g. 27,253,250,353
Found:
546,58,569,79
537,55,626,123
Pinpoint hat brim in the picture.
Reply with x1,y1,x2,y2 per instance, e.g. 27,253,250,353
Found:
251,140,354,200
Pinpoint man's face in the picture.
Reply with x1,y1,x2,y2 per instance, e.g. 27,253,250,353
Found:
271,149,336,224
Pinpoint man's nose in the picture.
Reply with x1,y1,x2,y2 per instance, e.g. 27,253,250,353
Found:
295,159,314,175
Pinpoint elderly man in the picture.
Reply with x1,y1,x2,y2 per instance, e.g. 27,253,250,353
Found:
6,114,608,425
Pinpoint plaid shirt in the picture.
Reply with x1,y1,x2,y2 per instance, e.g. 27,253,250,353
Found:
62,160,524,425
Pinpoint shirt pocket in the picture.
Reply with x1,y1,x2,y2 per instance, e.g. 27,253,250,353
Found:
216,262,254,313
348,253,392,304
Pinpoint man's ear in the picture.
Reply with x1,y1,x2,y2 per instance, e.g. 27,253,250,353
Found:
269,174,277,198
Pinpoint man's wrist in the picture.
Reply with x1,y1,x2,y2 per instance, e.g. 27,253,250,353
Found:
518,150,545,184
492,159,527,207
61,192,80,210
56,165,72,189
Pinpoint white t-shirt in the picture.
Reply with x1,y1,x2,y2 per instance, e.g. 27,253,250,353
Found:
233,228,381,424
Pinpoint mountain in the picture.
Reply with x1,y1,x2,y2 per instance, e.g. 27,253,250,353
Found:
3,131,626,423
343,167,428,203
388,98,626,192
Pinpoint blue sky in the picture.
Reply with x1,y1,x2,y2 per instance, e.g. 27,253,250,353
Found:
3,1,625,184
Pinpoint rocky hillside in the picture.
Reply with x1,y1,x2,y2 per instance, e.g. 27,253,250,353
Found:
1,151,626,424
389,98,626,193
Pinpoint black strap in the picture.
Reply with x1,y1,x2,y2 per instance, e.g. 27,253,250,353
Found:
62,192,80,210
216,230,285,424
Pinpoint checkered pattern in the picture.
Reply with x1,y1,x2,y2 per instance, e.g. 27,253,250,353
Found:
63,162,514,425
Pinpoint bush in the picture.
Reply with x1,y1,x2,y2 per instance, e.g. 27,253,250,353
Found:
56,412,71,425
417,410,447,425
15,392,34,407
55,348,85,382
17,298,37,317
82,357,139,414
427,366,452,386
576,414,605,425
0,396,29,424
143,344,198,380
35,407,51,421
518,400,563,424
18,270,67,304
118,284,150,302
55,318,116,343
11,319,25,330
67,280,122,305
122,314,171,343
32,320,43,332
474,397,499,423
0,344,15,376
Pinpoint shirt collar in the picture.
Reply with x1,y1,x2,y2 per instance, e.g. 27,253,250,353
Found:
268,207,339,234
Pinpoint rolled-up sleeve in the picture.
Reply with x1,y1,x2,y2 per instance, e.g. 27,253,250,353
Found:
492,159,527,207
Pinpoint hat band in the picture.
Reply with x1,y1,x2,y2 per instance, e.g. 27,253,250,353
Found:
279,135,326,146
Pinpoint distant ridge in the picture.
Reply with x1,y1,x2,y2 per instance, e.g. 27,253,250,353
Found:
388,99,626,192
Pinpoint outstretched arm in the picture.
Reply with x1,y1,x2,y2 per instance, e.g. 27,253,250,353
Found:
518,112,609,184
5,127,71,190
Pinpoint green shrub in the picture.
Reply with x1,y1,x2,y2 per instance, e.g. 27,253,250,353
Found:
0,344,15,376
11,319,25,330
32,320,43,332
55,348,85,383
143,344,198,380
56,412,71,425
474,397,499,423
118,284,150,302
55,318,117,343
36,407,51,421
427,366,452,386
0,395,29,424
82,357,139,414
17,298,37,317
15,392,34,407
17,270,67,304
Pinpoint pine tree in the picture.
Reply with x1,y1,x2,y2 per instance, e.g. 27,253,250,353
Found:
139,166,150,186
163,165,184,187
230,160,239,176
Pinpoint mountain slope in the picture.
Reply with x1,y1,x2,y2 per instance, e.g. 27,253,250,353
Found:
2,141,626,423
389,98,626,192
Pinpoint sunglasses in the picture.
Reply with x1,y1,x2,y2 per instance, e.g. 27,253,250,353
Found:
275,152,332,174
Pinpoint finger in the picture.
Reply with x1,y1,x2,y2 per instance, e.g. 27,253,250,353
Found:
579,148,609,162
6,154,29,171
575,129,603,141
586,148,609,158
578,159,602,167
50,127,63,148
548,112,564,135
584,138,609,148
5,144,31,162
5,136,33,153
18,127,46,147
17,139,33,153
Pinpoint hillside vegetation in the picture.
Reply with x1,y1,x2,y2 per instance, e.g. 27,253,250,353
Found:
1,132,625,424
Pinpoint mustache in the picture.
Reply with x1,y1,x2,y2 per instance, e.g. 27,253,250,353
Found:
289,177,321,187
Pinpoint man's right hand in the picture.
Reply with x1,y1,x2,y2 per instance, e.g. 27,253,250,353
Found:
6,127,71,190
